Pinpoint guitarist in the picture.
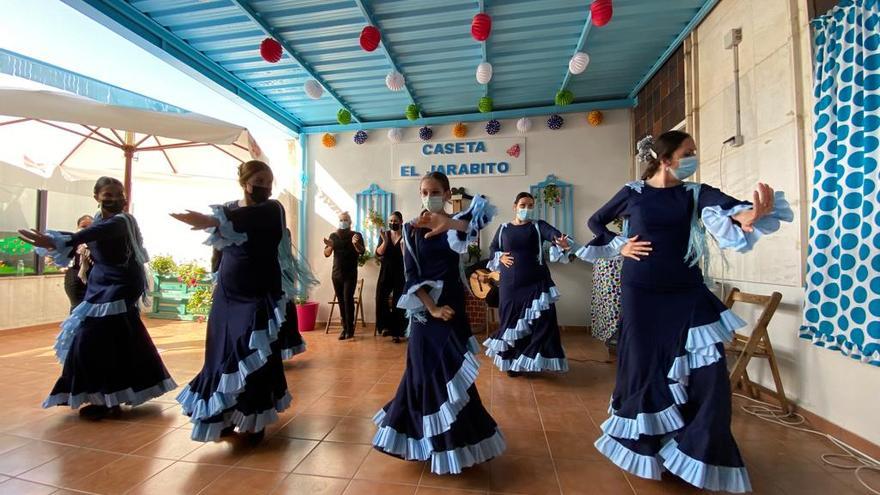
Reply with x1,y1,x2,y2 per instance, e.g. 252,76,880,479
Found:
465,258,500,309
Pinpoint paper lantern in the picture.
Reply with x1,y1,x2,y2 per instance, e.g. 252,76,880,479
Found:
555,89,574,106
337,109,352,125
569,52,590,75
547,114,564,130
405,104,420,121
354,130,368,144
260,38,283,63
591,0,613,27
476,62,493,84
587,110,604,126
486,119,501,135
385,71,405,92
419,126,433,141
322,133,336,148
303,80,323,99
453,122,468,138
516,117,532,133
388,128,403,143
478,96,493,113
471,13,492,41
359,26,381,52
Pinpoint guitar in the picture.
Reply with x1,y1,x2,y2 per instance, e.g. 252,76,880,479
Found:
469,268,500,299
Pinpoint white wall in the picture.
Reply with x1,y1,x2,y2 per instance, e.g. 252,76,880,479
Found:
694,0,879,446
304,111,632,326
0,275,69,330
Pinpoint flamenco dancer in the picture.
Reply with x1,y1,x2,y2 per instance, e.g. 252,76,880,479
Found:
375,211,407,343
172,160,291,443
372,172,506,474
484,192,572,376
577,131,792,492
19,177,175,420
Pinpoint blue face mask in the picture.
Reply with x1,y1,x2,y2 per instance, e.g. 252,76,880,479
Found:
516,208,534,221
671,156,699,180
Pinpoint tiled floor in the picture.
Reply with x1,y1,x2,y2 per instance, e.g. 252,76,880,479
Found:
0,320,873,494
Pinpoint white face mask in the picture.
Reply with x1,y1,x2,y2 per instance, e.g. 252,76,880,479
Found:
422,195,445,213
516,208,534,221
338,221,351,230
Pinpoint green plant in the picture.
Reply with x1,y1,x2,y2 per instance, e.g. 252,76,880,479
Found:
364,209,385,231
467,242,482,262
357,250,373,267
150,255,177,278
186,286,213,315
541,184,562,206
295,295,310,305
176,262,207,288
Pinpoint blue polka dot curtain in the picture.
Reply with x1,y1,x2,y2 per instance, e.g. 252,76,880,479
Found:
800,0,880,366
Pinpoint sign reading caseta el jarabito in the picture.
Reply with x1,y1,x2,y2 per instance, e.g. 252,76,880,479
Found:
392,137,526,179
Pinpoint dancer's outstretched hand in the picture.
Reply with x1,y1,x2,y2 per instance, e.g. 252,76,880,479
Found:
170,211,219,230
18,229,53,249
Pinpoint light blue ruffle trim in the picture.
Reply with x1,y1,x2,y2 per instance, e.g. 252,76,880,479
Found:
575,235,628,263
447,195,497,254
601,404,684,440
203,204,248,250
684,310,746,362
466,336,480,356
43,378,177,409
548,243,572,264
281,343,306,360
486,251,503,272
35,231,74,267
489,352,569,373
397,280,444,313
420,352,480,437
190,391,292,442
701,191,793,253
486,287,561,353
594,434,663,480
53,298,130,363
659,440,752,493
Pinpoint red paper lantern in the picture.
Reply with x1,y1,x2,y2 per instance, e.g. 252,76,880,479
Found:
471,13,492,41
360,26,381,52
260,38,283,63
591,0,613,27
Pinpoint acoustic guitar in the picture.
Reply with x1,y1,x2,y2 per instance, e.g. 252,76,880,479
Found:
469,268,500,299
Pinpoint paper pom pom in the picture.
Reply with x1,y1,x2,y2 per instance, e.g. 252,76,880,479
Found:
485,119,501,135
359,26,381,52
555,89,574,106
478,96,493,113
419,126,433,141
516,117,532,133
476,62,493,84
337,109,352,125
405,104,420,121
354,130,368,144
471,13,492,41
547,114,564,130
260,38,283,63
569,52,590,75
304,80,323,99
591,0,613,27
388,128,403,143
385,71,405,91
322,133,336,148
587,110,604,126
453,122,468,138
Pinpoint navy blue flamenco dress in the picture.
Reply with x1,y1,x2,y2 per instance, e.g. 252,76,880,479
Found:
177,200,292,441
483,220,570,373
577,180,792,493
39,213,176,409
372,196,506,474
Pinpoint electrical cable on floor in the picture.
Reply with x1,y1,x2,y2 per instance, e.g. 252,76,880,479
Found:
733,392,880,494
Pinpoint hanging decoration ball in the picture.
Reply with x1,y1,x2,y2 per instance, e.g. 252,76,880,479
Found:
478,96,493,113
591,0,613,27
587,110,604,126
476,62,493,85
303,80,323,99
337,109,352,125
322,133,336,148
485,119,501,135
387,128,403,143
419,126,433,141
260,38,283,63
453,122,468,138
385,71,406,92
471,13,492,41
569,52,591,75
354,130,368,145
405,104,420,121
516,117,532,133
359,26,381,52
555,89,575,106
547,114,564,130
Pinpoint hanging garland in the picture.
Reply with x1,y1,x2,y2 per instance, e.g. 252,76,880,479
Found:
485,119,501,135
260,38,283,63
569,52,590,75
587,110,604,126
516,117,532,133
354,130,368,144
359,26,381,51
387,128,403,143
337,109,352,125
385,71,405,91
476,62,493,84
591,0,613,27
405,104,420,121
322,133,336,148
453,122,468,138
478,96,493,113
471,13,492,41
547,114,564,130
419,126,433,141
555,89,574,106
304,80,323,99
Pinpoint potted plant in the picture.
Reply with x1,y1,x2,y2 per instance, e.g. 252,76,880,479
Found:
295,294,320,332
176,262,208,290
364,209,385,231
541,183,562,207
186,285,213,322
467,242,482,263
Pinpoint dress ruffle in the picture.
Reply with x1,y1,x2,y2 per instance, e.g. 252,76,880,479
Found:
43,378,177,409
204,204,248,250
446,195,497,254
483,286,560,353
701,191,794,253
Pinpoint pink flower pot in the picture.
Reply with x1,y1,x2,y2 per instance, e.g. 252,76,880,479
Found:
296,302,319,332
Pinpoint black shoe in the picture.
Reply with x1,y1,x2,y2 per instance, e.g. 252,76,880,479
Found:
338,331,348,340
79,405,110,420
507,370,522,378
220,425,236,437
392,337,402,344
247,430,265,445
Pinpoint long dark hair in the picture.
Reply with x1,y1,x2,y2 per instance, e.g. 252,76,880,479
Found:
93,176,123,195
421,171,450,191
389,211,403,221
514,191,534,203
238,160,272,187
638,130,692,180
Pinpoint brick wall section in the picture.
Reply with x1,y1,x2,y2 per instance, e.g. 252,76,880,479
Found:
465,292,487,334
632,45,685,147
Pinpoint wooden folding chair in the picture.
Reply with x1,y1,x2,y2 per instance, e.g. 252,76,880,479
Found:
324,278,366,333
723,288,791,414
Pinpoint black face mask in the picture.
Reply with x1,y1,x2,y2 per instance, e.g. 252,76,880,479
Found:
389,223,401,231
248,185,271,204
101,199,126,214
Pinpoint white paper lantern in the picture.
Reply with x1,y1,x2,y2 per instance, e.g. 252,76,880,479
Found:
516,117,532,133
385,71,405,91
568,52,590,75
303,79,323,99
387,128,403,143
476,62,493,85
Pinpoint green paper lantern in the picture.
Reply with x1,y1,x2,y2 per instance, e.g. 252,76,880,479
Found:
405,104,420,121
337,109,352,125
478,96,493,113
555,89,574,106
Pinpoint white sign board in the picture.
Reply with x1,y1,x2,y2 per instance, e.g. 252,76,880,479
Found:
391,137,525,179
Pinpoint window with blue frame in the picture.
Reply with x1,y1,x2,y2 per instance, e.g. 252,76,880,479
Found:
355,183,394,253
529,175,574,237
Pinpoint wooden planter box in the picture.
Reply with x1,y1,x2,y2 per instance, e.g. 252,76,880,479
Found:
147,275,212,321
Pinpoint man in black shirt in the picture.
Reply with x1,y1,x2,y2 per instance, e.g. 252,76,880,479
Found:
323,211,365,340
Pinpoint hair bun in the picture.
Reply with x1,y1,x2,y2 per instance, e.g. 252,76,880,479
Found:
636,135,658,162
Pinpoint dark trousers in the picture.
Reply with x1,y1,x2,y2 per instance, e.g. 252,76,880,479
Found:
375,280,406,337
64,269,86,314
332,275,357,334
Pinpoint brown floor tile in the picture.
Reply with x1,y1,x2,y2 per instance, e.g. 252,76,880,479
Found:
555,459,632,494
415,488,487,495
131,428,203,460
18,447,121,486
277,414,343,441
234,436,318,472
65,455,173,494
326,417,379,444
127,461,227,494
199,467,287,495
294,442,372,478
86,423,169,454
305,396,356,416
273,473,349,495
488,455,560,495
545,430,603,460
344,479,417,495
355,449,425,484
180,437,257,465
0,435,32,456
0,478,55,495
348,396,389,419
0,441,73,477
420,462,491,492
498,429,550,458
